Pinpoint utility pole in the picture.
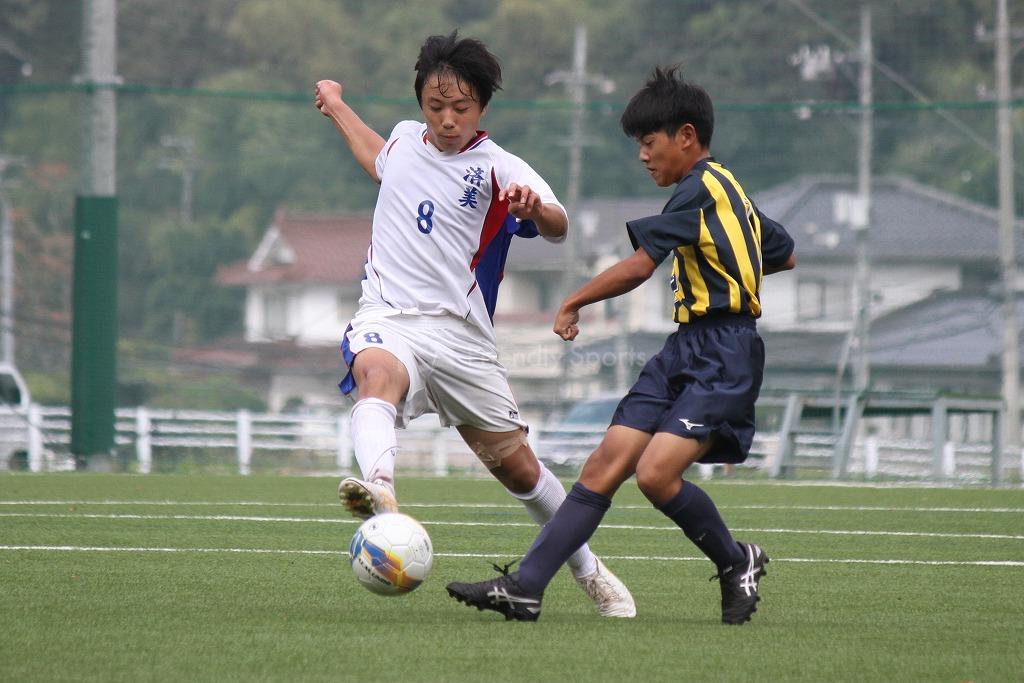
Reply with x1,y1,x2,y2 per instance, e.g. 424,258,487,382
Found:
852,3,873,394
995,0,1020,455
545,25,614,293
545,26,615,396
0,154,23,366
159,135,200,224
71,0,120,468
790,7,873,395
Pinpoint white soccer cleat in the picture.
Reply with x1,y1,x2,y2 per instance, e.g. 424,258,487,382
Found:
575,558,636,618
338,477,399,520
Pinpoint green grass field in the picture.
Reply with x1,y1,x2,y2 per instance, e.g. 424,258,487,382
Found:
1,474,1022,682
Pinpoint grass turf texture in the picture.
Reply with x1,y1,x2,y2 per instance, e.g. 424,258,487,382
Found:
1,474,1022,682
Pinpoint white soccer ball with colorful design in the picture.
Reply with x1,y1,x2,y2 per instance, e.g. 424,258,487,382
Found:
349,512,433,595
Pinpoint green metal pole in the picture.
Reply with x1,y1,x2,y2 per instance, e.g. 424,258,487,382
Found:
70,196,118,464
72,0,119,469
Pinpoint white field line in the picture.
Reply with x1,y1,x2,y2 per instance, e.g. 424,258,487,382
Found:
1,511,1023,542
0,500,1022,514
0,544,1021,567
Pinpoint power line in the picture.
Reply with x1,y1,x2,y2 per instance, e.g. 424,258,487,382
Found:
782,0,1001,156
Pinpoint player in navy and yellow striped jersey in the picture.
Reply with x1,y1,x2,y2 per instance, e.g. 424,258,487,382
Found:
448,67,795,625
627,156,793,323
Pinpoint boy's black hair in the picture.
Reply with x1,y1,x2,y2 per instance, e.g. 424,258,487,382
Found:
620,66,714,148
414,31,502,108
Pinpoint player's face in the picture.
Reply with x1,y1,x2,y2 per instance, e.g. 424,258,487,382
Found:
420,73,485,153
636,127,692,187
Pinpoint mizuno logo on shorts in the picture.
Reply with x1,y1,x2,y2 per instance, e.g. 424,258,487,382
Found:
679,418,704,430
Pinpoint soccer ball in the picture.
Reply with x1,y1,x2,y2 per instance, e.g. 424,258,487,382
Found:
348,512,433,595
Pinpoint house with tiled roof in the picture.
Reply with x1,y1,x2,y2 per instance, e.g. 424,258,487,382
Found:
215,177,1021,417
551,175,1022,403
212,204,671,414
211,211,371,411
754,174,1024,333
217,210,371,346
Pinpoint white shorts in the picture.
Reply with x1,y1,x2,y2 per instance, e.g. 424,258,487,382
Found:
341,313,527,432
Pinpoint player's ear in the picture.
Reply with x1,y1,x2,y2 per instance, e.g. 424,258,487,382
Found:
675,123,697,149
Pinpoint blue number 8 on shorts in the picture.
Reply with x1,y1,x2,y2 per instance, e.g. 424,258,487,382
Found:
364,332,383,344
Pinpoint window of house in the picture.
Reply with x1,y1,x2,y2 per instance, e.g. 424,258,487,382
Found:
797,276,851,321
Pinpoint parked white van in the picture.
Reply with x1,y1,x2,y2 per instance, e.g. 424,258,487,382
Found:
0,362,31,469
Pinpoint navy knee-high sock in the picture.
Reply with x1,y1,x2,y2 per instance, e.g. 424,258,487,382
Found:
657,480,744,570
516,482,611,594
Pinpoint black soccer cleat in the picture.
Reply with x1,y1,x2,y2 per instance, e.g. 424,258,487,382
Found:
446,568,543,622
712,542,769,625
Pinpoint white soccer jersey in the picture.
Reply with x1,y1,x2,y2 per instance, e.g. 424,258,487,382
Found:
358,120,565,344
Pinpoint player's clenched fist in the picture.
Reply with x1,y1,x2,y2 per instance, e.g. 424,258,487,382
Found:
500,183,544,222
553,305,581,341
315,80,343,116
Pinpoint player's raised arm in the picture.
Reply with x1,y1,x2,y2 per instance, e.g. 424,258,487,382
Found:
500,183,567,242
314,79,387,183
553,247,657,340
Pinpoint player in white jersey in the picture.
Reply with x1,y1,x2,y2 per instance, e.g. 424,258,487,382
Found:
314,31,634,617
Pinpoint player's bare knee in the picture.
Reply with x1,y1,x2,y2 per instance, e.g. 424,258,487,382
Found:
634,468,660,501
579,447,631,495
467,431,530,471
635,462,674,503
579,461,627,497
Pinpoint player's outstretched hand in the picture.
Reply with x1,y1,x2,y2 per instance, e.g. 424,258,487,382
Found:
314,80,342,116
553,305,580,341
500,183,543,221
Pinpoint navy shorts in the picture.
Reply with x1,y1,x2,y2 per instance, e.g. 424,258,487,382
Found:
610,313,764,464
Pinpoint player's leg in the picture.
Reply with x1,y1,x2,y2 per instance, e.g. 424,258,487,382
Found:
447,337,679,617
350,347,409,481
446,425,648,620
637,433,770,625
634,432,747,571
513,425,650,592
638,434,768,624
641,320,768,623
338,320,416,519
456,423,635,617
429,329,617,586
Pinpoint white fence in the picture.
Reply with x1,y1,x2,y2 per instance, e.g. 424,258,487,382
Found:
0,404,1019,484
0,405,481,476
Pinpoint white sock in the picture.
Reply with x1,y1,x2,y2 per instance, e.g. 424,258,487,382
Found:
351,398,398,490
507,463,598,578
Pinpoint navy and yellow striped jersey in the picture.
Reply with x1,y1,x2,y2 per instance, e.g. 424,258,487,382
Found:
626,158,794,324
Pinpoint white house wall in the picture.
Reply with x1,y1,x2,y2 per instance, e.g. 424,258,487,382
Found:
244,289,264,343
760,271,799,329
632,263,677,332
758,262,962,332
496,274,543,314
244,283,360,345
870,264,961,316
293,285,355,346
